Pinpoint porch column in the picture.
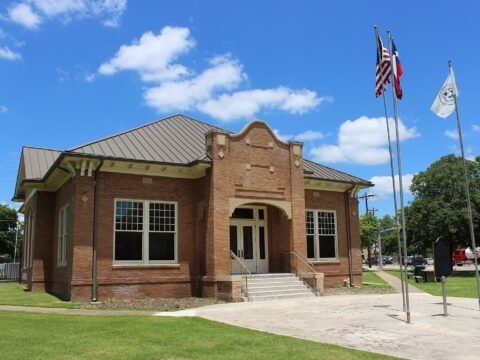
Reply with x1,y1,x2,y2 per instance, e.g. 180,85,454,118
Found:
289,143,307,271
203,131,232,298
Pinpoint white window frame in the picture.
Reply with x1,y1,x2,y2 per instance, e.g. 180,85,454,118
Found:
113,199,178,265
57,204,69,266
305,209,338,261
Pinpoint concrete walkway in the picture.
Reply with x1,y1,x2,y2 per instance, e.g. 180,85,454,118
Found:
157,294,480,360
376,270,425,293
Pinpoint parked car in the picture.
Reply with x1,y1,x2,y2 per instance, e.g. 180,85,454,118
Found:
405,255,425,267
383,257,394,265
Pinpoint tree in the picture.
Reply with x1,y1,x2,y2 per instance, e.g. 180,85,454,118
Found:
405,154,480,254
0,204,20,259
378,214,399,256
360,212,380,266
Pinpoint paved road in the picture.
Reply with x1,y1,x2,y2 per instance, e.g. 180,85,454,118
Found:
157,294,480,360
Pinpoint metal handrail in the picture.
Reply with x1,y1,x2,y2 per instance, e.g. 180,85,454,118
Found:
290,250,319,295
230,251,251,297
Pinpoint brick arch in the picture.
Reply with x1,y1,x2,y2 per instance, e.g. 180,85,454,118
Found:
228,198,292,219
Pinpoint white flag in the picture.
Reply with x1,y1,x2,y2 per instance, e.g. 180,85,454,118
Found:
431,69,458,119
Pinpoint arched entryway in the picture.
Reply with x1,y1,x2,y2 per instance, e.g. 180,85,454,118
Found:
229,199,293,274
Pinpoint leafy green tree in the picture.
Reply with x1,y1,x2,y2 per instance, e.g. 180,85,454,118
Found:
0,204,20,258
378,214,399,256
360,212,380,266
405,154,480,254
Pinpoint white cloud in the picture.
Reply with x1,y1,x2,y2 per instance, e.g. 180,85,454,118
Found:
473,124,480,132
30,0,86,16
145,55,245,112
295,130,324,142
8,3,42,29
369,174,415,199
0,105,8,113
444,129,459,140
99,26,324,122
99,26,194,81
309,116,419,165
199,87,322,122
0,46,21,61
7,0,127,29
273,129,325,143
273,129,293,141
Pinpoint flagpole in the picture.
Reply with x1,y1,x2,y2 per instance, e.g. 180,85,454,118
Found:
373,25,406,312
449,60,480,310
387,30,411,324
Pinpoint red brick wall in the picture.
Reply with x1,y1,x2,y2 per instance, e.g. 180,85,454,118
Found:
23,122,364,300
304,189,362,287
30,191,55,292
268,206,291,272
69,173,95,300
48,179,74,299
203,122,305,296
69,171,198,301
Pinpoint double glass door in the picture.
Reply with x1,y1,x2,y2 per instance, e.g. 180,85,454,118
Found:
230,219,268,274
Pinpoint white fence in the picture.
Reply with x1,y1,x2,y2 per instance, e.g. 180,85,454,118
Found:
0,262,21,282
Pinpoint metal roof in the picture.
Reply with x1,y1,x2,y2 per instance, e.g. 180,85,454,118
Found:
303,159,372,186
18,114,371,187
70,114,221,164
22,147,61,180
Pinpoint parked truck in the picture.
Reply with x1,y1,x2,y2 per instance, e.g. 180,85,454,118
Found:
452,247,480,266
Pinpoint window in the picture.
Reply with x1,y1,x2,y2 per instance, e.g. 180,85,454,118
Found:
57,205,69,266
305,210,337,260
114,199,177,264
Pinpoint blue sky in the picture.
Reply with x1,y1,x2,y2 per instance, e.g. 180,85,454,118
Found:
1,0,479,217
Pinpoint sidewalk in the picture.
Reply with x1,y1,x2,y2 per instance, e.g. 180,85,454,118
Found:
160,293,480,360
376,269,425,293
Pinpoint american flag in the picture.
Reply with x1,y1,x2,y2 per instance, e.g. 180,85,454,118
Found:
375,35,392,97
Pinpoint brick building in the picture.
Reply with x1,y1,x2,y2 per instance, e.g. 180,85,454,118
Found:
13,114,372,301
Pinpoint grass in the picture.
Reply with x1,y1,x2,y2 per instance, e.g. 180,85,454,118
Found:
384,269,478,298
0,283,78,308
362,269,392,289
0,311,396,360
0,283,222,311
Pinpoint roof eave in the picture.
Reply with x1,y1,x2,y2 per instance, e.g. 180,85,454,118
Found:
304,176,373,188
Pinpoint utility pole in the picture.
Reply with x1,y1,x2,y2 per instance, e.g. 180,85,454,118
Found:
370,208,379,216
359,193,375,214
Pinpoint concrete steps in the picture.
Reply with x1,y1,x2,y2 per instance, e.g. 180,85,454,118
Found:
243,273,316,301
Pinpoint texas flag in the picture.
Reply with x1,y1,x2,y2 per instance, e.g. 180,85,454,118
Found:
391,39,403,99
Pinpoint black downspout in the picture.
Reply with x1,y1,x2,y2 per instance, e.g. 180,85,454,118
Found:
91,161,104,302
344,185,355,287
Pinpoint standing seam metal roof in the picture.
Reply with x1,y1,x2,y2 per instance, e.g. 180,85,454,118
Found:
303,159,371,185
19,114,371,187
22,147,62,180
70,114,220,164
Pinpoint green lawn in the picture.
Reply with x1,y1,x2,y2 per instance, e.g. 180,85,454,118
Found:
384,269,478,298
0,311,396,360
362,269,392,289
0,283,77,308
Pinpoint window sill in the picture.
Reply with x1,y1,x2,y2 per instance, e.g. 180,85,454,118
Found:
112,263,180,270
310,260,340,265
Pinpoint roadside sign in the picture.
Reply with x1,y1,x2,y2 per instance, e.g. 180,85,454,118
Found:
434,237,452,279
